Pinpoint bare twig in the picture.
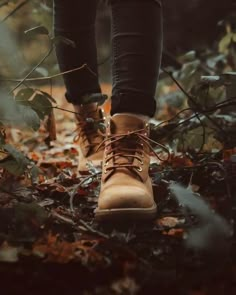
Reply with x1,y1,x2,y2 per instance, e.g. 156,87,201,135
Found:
51,210,76,225
9,45,54,94
1,64,95,83
0,0,31,24
0,1,10,8
161,67,229,136
154,107,192,130
53,106,78,115
69,172,101,213
196,113,206,154
161,67,194,101
78,219,109,239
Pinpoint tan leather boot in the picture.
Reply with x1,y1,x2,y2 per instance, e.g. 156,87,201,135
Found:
95,114,158,221
74,103,105,173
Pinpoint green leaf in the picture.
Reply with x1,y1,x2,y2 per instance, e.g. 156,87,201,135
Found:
201,72,236,99
177,127,222,152
29,165,43,185
38,90,57,103
24,25,49,36
34,67,48,77
15,89,54,123
190,83,210,110
221,72,236,98
0,94,18,119
0,144,40,177
30,93,53,119
18,105,41,131
219,32,236,54
0,130,6,146
15,88,35,105
0,156,27,176
178,60,202,90
0,91,40,130
0,144,41,178
201,76,221,87
179,50,196,63
3,144,28,164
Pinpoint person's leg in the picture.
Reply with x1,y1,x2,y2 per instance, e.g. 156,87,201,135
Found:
53,0,105,172
53,0,101,104
96,0,163,221
111,0,163,117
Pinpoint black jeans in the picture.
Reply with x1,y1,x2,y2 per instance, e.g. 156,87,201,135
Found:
54,0,162,117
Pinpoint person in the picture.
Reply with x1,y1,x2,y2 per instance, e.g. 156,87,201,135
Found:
53,0,163,221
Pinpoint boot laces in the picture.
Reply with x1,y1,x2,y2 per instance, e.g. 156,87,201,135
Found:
73,108,106,150
97,128,170,174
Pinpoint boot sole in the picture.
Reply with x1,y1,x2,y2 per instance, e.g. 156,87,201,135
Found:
94,204,157,222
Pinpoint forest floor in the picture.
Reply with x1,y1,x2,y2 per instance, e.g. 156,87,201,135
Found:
0,84,235,295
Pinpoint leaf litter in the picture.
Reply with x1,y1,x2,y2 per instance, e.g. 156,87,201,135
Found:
0,86,235,294
1,21,236,294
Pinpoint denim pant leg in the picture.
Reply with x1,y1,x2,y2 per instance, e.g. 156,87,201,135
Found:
110,0,163,117
53,0,101,104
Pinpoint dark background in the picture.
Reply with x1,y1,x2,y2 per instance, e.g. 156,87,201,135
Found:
97,0,236,52
0,0,235,81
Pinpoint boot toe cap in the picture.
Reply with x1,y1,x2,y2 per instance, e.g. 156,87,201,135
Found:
98,184,155,210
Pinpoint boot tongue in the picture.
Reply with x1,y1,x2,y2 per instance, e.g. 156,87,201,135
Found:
111,114,145,134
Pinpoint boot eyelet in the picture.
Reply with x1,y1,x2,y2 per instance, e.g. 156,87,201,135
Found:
136,167,143,172
104,169,108,174
139,160,144,165
104,161,109,166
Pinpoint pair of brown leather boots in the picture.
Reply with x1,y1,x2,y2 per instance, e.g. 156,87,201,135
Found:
74,102,157,222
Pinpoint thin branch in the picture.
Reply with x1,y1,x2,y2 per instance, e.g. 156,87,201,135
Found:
195,113,206,154
161,67,228,135
69,172,101,213
154,107,192,130
1,64,94,83
154,97,236,132
51,210,75,225
9,45,54,94
7,35,98,93
0,0,31,24
53,106,78,115
0,1,10,8
78,219,109,239
161,67,194,101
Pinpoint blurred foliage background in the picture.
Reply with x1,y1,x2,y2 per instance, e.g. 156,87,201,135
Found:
0,0,235,81
1,0,236,129
0,0,236,178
